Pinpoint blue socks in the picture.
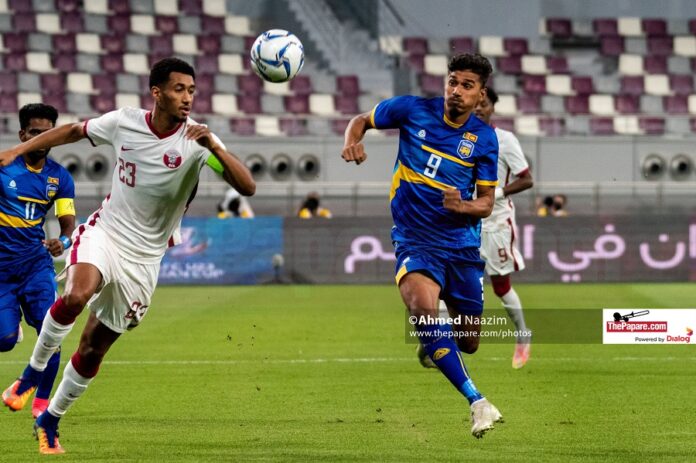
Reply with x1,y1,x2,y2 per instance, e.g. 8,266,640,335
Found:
36,350,60,400
417,323,484,404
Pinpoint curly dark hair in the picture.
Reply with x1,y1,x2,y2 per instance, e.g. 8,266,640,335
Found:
19,103,58,129
485,87,499,105
149,57,196,88
447,53,493,86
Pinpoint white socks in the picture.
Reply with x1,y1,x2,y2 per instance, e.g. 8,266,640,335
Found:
30,312,74,372
500,288,530,343
47,360,93,418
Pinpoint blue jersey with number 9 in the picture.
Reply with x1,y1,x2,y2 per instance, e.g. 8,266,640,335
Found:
371,95,498,249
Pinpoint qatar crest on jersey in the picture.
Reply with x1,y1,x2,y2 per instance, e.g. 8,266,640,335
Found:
163,149,182,169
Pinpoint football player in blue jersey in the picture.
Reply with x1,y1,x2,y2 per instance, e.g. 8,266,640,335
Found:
0,104,76,419
342,54,503,438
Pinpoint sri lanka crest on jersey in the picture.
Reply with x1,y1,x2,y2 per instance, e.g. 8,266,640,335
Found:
163,149,182,169
457,139,475,159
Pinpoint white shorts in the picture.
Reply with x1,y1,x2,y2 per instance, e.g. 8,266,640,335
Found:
480,226,525,276
63,224,160,333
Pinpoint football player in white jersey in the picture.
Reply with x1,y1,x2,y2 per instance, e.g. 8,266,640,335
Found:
475,87,533,368
0,58,255,454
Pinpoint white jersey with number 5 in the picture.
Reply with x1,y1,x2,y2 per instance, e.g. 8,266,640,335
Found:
482,127,529,232
83,107,223,263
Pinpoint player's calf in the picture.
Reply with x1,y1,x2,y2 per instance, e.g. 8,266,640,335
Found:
0,331,20,352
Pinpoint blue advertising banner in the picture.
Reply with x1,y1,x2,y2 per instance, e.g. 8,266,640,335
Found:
159,217,283,285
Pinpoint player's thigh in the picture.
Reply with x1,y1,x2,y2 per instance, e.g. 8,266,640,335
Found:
442,249,485,316
399,272,442,317
0,286,21,343
89,259,159,334
18,263,57,333
394,241,446,316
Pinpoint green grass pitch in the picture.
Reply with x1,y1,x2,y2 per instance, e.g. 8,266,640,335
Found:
0,284,694,462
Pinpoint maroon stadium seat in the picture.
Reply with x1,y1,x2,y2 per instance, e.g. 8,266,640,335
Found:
289,75,312,95
639,117,665,134
60,12,83,33
336,75,360,96
13,13,36,32
43,94,67,113
192,94,212,113
669,75,693,95
539,117,566,136
108,14,131,34
518,95,541,113
663,95,689,114
600,36,624,56
522,75,546,94
195,74,214,96
3,33,27,52
198,35,221,54
155,16,179,34
100,54,125,74
620,76,644,95
179,0,203,14
571,76,594,94
449,37,474,54
41,74,67,94
92,74,117,95
149,35,173,55
589,117,615,135
101,35,125,53
280,118,309,136
52,54,76,72
331,118,351,136
496,56,522,74
335,95,359,115
243,35,257,52
593,19,618,36
406,54,425,72
0,73,18,93
644,56,667,74
0,94,18,113
3,53,26,72
642,19,667,36
402,37,428,55
200,16,225,35
546,18,572,37
647,36,673,56
420,73,443,96
56,0,80,12
491,117,515,132
141,93,154,109
52,33,77,53
503,38,528,55
231,118,256,136
9,0,34,12
565,95,590,114
689,118,696,133
194,55,218,75
237,74,263,95
237,94,261,114
546,56,568,73
148,53,170,68
90,94,116,113
108,0,131,14
284,95,309,114
615,95,639,114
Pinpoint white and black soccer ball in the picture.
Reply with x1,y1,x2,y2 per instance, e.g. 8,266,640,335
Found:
250,29,305,83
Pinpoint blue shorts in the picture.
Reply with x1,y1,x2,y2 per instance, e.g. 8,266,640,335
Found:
394,241,485,315
0,256,57,338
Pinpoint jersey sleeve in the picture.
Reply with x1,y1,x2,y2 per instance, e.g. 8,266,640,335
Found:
475,135,499,187
371,95,418,129
503,132,529,176
83,109,123,147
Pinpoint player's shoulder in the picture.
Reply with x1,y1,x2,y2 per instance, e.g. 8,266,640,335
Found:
494,126,520,144
468,115,497,143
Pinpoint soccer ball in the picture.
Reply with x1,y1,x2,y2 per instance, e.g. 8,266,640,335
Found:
250,29,305,83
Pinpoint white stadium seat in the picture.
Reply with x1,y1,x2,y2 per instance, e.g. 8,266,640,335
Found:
26,52,54,73
255,116,282,136
618,54,644,75
423,54,448,75
495,95,517,115
478,36,505,57
211,94,239,116
546,75,573,95
613,115,641,134
521,55,548,74
309,94,336,116
225,16,251,36
618,17,643,36
644,75,671,96
123,54,150,75
18,93,42,108
589,94,615,115
154,0,179,15
76,33,102,54
131,15,157,35
36,14,61,34
67,73,95,94
173,34,199,55
673,36,696,57
115,93,140,109
203,0,227,16
217,54,244,75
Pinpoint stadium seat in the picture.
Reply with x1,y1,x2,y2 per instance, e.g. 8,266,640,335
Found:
504,38,528,55
642,19,667,36
565,95,590,114
615,95,639,113
231,117,256,136
406,54,425,72
420,73,442,96
100,34,125,53
193,93,212,113
123,53,150,74
155,15,179,34
613,115,641,134
9,0,33,12
449,37,474,54
255,116,281,137
479,36,505,56
618,17,642,36
53,33,76,53
402,37,428,55
491,117,515,132
173,34,198,55
620,76,644,95
36,13,61,34
263,80,290,96
331,118,351,136
279,118,308,136
60,12,83,32
336,75,360,96
4,32,27,52
0,72,18,93
593,18,618,36
108,0,131,14
335,95,359,115
218,54,244,74
195,55,218,74
0,94,18,112
52,53,76,72
589,117,615,135
91,93,116,113
669,75,693,95
131,15,156,35
639,117,665,134
19,92,42,108
26,52,53,73
289,75,312,95
4,52,26,71
674,36,696,56
56,0,80,12
198,35,220,54
200,15,225,35
260,94,284,113
545,18,573,37
496,56,522,74
379,35,403,55
225,16,251,36
521,55,548,74
600,36,625,56
539,117,566,135
515,115,541,135
180,0,203,14
644,56,667,74
237,74,262,95
99,53,123,74
12,13,35,32
518,95,541,113
67,73,95,94
203,0,227,16
154,0,178,15
545,75,573,95
647,36,673,55
644,74,671,96
150,35,173,55
523,75,546,94
195,73,215,95
108,14,131,34
92,74,117,95
237,94,261,114
495,94,517,115
619,54,644,75
284,95,309,114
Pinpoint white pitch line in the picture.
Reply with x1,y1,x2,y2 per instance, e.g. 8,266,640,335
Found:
0,356,693,366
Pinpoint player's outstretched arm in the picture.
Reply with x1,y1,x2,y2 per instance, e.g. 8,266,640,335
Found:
186,124,255,196
0,123,85,167
342,111,374,165
501,170,533,198
443,185,495,218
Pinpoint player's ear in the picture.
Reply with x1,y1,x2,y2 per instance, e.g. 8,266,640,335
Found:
18,129,27,142
151,85,161,101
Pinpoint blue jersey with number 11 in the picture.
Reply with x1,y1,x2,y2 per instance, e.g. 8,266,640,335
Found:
371,95,499,249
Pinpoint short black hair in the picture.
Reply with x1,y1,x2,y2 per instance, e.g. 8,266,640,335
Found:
149,57,196,88
19,103,58,129
485,87,499,105
447,53,493,86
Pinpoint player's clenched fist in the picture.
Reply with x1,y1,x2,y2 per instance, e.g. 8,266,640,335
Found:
443,188,464,213
0,149,19,167
342,143,367,165
186,124,220,151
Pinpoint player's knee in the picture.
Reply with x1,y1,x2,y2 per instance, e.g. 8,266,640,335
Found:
457,338,479,354
491,275,512,298
61,289,91,311
0,332,18,352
